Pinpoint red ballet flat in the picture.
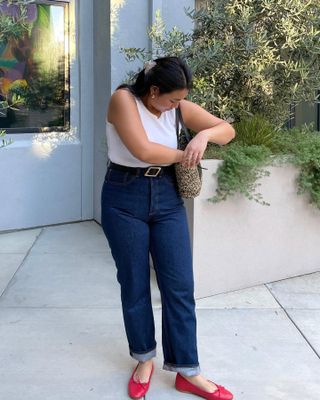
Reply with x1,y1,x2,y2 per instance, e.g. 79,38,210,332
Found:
128,362,154,399
175,373,233,400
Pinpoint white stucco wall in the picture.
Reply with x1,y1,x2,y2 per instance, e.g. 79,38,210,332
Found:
186,160,320,297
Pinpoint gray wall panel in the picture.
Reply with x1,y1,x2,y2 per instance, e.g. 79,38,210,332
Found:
93,0,110,222
162,0,194,31
111,0,150,90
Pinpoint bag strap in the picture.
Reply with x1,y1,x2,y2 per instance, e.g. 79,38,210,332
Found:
175,107,179,138
175,107,191,142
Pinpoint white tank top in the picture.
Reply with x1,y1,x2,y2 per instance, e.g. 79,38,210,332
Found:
106,97,177,167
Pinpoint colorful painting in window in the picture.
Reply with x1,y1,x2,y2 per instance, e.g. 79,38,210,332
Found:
0,1,69,133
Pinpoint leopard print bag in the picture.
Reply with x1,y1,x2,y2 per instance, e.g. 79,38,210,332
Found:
175,108,203,198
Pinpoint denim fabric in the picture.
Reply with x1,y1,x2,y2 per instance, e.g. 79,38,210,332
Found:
101,165,200,375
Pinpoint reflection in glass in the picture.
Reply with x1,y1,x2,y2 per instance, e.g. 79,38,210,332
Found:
0,1,69,133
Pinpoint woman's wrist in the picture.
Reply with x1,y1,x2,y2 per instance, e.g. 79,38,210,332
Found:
175,149,184,163
197,130,210,142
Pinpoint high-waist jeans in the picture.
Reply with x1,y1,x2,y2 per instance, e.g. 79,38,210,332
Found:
101,164,200,376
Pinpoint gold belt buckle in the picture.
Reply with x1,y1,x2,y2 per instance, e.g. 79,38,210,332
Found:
144,167,161,177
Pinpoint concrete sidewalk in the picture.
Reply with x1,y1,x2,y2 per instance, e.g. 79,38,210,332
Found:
0,221,319,400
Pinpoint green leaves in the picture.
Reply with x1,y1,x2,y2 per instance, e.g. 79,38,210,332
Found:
0,129,13,148
0,0,34,42
121,10,191,64
204,114,276,205
205,119,320,209
272,126,320,208
187,0,320,126
233,114,280,147
208,143,272,205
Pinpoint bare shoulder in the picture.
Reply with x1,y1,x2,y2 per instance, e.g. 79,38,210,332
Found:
107,88,138,123
105,88,150,160
179,99,225,132
110,88,135,103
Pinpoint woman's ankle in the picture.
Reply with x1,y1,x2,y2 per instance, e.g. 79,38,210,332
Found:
181,373,199,379
139,359,153,364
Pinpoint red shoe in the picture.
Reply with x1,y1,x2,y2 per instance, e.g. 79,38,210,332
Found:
128,362,154,399
175,373,233,400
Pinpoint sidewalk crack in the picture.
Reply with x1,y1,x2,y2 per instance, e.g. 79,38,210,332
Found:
0,228,44,299
264,283,320,360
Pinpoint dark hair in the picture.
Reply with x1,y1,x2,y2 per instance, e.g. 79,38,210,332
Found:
118,56,192,97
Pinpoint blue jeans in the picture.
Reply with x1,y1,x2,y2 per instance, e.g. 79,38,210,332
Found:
101,164,200,376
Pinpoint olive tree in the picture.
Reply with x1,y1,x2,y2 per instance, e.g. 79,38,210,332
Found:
124,0,320,127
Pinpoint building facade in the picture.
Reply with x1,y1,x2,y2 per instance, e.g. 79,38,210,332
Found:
0,0,193,231
0,0,318,232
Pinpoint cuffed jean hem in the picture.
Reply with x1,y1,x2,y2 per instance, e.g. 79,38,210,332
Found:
130,347,157,362
163,362,201,377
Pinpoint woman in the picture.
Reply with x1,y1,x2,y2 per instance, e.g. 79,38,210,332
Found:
101,56,235,400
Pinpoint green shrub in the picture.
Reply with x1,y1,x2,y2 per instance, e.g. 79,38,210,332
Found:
207,123,320,208
208,143,272,206
187,0,320,127
274,125,320,208
233,114,280,148
123,1,320,128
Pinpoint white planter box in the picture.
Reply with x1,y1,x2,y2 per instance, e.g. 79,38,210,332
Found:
184,159,320,298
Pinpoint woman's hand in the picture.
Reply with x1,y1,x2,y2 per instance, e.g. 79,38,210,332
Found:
181,131,209,168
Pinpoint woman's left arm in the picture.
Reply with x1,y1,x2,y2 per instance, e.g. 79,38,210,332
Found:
179,100,236,167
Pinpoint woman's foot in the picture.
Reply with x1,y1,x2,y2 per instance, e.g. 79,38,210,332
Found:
128,360,154,399
175,373,233,400
181,374,218,393
133,359,154,383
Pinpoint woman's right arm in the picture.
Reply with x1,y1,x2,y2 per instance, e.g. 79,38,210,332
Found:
107,89,183,164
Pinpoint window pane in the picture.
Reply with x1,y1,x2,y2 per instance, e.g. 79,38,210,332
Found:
0,1,70,133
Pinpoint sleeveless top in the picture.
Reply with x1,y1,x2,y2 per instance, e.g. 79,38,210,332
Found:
106,97,178,167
